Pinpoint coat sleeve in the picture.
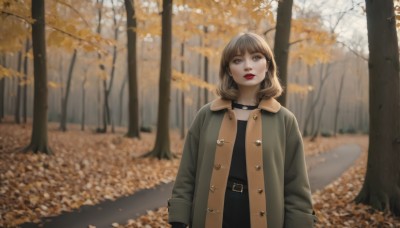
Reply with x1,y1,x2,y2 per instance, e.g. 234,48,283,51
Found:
168,123,200,225
283,113,317,227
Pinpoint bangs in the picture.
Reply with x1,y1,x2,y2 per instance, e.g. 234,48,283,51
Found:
224,34,270,62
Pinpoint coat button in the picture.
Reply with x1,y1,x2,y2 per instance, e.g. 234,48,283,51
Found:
259,211,266,216
255,140,262,146
255,165,262,171
258,188,263,194
207,208,214,213
210,185,216,192
216,139,225,146
253,114,258,120
214,164,222,170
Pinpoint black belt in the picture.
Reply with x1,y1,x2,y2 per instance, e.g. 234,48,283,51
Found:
227,179,248,193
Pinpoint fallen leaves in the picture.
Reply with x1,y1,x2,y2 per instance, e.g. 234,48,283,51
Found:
123,208,171,228
312,137,400,227
1,122,399,228
117,136,400,227
0,123,183,227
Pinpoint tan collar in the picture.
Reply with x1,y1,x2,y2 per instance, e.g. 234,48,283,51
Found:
210,97,281,113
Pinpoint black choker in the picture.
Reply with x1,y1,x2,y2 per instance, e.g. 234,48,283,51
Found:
232,103,258,110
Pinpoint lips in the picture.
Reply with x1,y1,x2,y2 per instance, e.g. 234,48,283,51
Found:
244,74,255,80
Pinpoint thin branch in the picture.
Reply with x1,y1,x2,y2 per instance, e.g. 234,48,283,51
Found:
263,26,276,36
289,38,309,46
55,0,90,27
338,41,368,62
1,9,107,54
0,9,33,24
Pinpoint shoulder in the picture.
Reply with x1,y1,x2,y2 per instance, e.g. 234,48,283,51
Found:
277,106,296,119
264,105,299,132
188,102,216,131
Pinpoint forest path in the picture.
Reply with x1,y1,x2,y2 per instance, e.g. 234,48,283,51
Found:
306,143,361,192
20,143,361,228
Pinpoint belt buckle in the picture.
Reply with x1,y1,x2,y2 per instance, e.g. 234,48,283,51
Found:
232,183,243,193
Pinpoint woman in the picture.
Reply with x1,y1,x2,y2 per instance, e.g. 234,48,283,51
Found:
168,32,316,228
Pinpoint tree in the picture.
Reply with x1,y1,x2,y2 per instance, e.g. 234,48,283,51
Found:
81,69,87,131
0,55,5,122
273,0,293,106
14,50,22,124
59,49,77,131
22,38,30,124
125,0,140,138
333,70,346,136
355,0,400,216
302,63,331,136
23,0,51,154
145,0,173,159
179,42,185,139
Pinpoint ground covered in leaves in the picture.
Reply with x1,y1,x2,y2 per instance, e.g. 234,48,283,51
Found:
0,122,399,227
125,136,400,228
0,122,183,227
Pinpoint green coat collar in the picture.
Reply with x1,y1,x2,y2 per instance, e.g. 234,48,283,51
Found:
210,97,281,113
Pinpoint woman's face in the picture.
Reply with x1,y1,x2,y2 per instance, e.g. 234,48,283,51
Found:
228,51,268,89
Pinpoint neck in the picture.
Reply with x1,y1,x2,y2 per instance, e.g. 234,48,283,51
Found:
237,86,259,105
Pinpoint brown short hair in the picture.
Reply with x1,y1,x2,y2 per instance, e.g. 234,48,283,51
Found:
216,32,282,100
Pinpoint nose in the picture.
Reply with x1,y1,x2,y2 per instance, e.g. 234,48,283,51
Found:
244,59,252,71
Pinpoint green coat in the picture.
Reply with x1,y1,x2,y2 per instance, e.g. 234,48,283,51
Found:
168,98,316,227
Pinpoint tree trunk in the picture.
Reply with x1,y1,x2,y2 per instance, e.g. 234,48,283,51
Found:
81,72,87,131
100,0,119,133
302,65,314,136
24,0,51,154
145,0,173,159
0,55,5,122
180,42,185,139
303,64,331,136
60,49,77,131
96,0,105,132
14,51,23,124
101,80,109,132
197,36,203,111
310,92,326,141
125,0,140,138
333,71,346,136
273,0,293,106
355,0,400,216
23,38,30,124
119,74,127,126
203,26,209,104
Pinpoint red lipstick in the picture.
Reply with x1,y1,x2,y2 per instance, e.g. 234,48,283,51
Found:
244,74,255,80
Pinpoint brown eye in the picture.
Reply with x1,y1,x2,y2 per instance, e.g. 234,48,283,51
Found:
232,58,242,64
252,55,263,61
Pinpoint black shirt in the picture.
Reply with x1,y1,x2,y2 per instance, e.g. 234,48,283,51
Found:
228,120,248,182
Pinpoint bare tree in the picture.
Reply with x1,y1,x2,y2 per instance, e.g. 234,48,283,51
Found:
81,68,88,131
125,0,140,138
24,0,51,154
145,0,173,159
59,49,77,131
23,38,30,124
180,42,185,139
273,0,293,106
14,51,22,124
333,70,346,136
355,0,400,216
0,55,5,122
303,63,331,136
203,26,209,104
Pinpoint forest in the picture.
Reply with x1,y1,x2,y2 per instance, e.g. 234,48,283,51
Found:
0,0,399,227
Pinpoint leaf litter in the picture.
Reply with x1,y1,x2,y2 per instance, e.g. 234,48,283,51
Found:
0,123,399,227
